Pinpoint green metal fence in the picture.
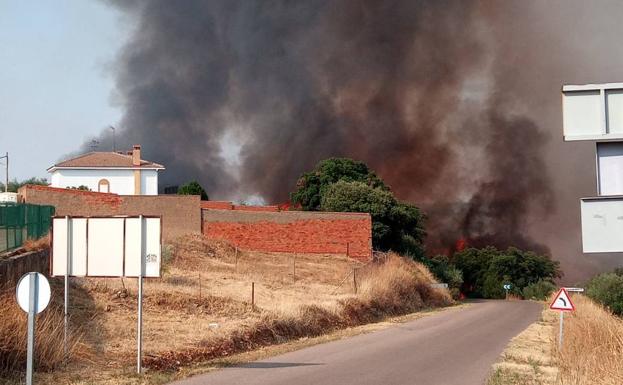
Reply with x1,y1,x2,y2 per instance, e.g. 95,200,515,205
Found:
0,203,55,254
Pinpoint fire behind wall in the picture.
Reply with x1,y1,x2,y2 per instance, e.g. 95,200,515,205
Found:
86,1,623,281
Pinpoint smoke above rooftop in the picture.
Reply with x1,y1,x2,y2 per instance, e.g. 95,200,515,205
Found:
89,0,623,281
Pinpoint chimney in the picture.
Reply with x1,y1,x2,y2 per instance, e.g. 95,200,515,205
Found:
132,145,141,166
133,145,141,195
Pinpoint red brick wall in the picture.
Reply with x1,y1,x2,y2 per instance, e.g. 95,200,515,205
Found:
202,209,372,260
19,185,200,241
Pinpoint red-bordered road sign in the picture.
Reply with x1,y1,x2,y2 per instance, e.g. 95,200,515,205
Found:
550,288,575,311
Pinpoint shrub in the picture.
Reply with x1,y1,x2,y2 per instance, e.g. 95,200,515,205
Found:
423,255,463,294
522,279,557,300
586,272,623,316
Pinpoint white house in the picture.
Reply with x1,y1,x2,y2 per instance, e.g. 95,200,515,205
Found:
47,145,165,195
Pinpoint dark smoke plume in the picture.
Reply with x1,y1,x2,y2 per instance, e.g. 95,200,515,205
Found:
88,0,623,277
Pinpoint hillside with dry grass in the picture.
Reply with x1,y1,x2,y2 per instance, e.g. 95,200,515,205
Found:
0,234,452,384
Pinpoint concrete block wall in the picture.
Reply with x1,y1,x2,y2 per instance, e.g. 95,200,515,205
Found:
18,185,201,241
0,249,49,289
203,208,372,260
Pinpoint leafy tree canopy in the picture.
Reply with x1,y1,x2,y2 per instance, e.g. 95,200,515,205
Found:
320,180,426,258
291,158,387,211
178,180,209,200
0,177,48,193
453,246,561,298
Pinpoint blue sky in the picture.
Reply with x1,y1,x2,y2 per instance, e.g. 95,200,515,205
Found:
0,0,126,181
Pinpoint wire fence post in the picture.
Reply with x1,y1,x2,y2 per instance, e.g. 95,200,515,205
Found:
293,255,296,283
353,268,358,294
198,273,202,300
235,246,239,272
251,282,255,311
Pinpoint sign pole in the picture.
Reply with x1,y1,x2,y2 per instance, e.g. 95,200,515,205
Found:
64,216,71,359
558,311,564,350
137,215,144,374
26,272,39,385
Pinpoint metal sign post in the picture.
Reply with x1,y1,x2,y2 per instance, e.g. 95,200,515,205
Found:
137,215,145,374
550,288,575,350
558,311,564,349
64,216,72,359
15,272,51,385
26,274,38,385
503,284,512,299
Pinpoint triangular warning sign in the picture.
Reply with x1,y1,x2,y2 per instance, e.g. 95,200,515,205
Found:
550,288,575,311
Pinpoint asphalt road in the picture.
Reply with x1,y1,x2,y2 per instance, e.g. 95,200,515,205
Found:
172,300,542,385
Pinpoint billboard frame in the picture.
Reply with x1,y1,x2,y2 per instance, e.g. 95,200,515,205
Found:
49,215,163,278
49,214,162,374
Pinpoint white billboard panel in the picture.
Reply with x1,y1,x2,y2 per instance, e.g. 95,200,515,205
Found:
51,216,161,278
88,218,125,277
581,197,623,253
124,217,161,277
52,218,88,276
562,83,623,141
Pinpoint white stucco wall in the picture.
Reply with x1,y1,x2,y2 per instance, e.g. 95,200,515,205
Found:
140,170,158,195
50,169,159,195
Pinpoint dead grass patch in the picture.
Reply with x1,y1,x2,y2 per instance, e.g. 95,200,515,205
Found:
556,295,623,385
0,287,84,376
487,304,557,385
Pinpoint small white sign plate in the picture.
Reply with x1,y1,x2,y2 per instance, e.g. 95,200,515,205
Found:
15,273,51,314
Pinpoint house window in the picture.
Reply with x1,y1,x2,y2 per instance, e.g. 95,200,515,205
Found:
98,179,110,193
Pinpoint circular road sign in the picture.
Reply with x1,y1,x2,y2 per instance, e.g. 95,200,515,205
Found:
15,272,51,314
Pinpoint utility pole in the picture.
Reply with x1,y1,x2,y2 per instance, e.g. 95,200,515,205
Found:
0,152,7,192
110,126,116,152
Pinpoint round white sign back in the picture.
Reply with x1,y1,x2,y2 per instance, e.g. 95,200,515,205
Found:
15,272,51,314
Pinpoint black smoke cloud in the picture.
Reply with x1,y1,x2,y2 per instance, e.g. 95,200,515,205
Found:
87,0,623,280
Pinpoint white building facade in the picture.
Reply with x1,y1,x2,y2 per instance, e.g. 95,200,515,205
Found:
47,145,164,195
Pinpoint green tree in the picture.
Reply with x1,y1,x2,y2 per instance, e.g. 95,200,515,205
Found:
0,177,48,192
178,181,209,200
454,246,561,298
291,158,387,211
320,180,425,258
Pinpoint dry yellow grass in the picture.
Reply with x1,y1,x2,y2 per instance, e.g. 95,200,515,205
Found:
488,304,557,385
0,235,451,384
488,294,623,385
0,288,84,376
556,295,623,385
22,234,50,253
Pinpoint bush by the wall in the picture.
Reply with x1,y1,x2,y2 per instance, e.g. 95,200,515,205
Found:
586,272,623,316
522,279,557,300
423,255,463,299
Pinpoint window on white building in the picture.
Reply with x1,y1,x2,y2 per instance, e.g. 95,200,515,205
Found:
98,179,110,193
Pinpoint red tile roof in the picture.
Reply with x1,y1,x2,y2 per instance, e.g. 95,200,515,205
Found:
48,152,164,170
